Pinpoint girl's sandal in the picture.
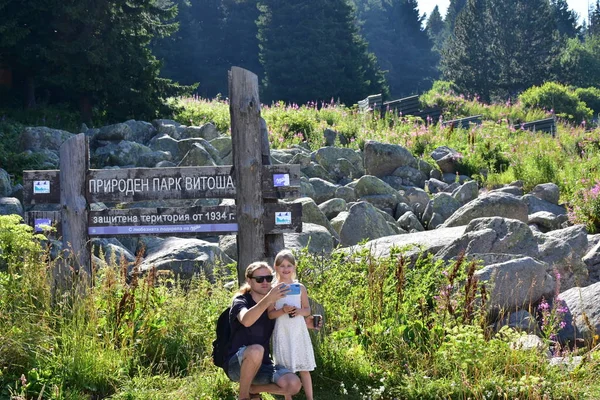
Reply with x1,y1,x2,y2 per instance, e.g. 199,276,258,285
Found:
249,394,263,400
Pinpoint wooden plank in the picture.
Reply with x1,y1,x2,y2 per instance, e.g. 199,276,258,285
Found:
442,115,482,129
230,66,265,284
87,203,301,236
22,170,61,205
514,117,556,135
22,165,301,205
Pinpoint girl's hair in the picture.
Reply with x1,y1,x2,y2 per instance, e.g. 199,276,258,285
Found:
236,261,273,296
273,249,297,282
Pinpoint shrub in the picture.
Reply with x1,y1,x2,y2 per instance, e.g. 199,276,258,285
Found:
568,181,600,233
575,86,600,116
519,82,592,123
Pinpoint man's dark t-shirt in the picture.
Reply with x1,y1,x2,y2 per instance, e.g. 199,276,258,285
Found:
229,292,275,366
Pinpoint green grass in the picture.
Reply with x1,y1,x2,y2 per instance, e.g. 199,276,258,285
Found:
2,217,600,399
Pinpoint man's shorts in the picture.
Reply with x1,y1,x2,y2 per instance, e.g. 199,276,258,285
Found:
226,345,293,385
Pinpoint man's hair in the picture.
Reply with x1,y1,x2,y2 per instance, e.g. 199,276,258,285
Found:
235,261,273,295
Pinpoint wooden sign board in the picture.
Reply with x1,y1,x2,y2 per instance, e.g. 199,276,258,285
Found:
87,203,302,236
22,171,61,205
23,165,301,204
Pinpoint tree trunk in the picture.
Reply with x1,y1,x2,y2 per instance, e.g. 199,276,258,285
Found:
24,75,36,109
79,94,93,126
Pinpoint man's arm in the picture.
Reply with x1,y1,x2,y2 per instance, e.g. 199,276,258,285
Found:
238,296,272,327
238,283,289,327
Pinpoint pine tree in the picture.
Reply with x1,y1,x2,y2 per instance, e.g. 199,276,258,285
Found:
258,0,387,105
426,5,445,53
440,0,493,100
487,0,558,97
354,0,438,97
550,0,580,39
590,0,600,36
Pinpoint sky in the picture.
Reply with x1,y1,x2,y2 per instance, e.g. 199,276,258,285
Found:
417,0,591,23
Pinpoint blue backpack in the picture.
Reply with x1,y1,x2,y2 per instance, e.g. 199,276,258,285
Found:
212,307,232,371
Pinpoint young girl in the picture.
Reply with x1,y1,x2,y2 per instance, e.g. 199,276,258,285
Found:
268,250,316,400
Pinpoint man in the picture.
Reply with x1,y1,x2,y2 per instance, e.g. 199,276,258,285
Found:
226,261,319,400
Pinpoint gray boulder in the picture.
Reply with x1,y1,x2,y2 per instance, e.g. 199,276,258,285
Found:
390,165,428,188
347,225,467,261
403,186,430,217
557,282,600,345
0,169,11,197
293,197,338,239
91,141,154,167
397,211,424,232
314,147,363,181
330,211,349,235
318,198,347,219
521,194,567,217
299,178,316,200
422,192,461,229
0,198,23,216
210,136,233,160
284,223,335,255
437,217,539,261
335,185,357,203
475,256,554,312
309,178,340,205
442,192,529,227
528,211,567,232
91,238,136,267
301,164,335,182
530,183,560,205
431,146,461,174
140,237,233,280
148,133,180,160
20,126,73,152
339,201,399,246
124,120,157,144
137,151,172,168
494,310,540,335
363,141,417,177
95,122,133,142
425,178,449,194
179,144,218,166
452,180,479,205
181,123,219,140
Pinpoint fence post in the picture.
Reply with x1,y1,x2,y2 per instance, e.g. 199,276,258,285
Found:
57,133,90,290
229,67,265,284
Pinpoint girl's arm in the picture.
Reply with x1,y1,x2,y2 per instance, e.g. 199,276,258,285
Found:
297,284,311,317
268,303,296,319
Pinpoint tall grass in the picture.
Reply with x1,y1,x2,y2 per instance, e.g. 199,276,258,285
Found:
1,216,600,399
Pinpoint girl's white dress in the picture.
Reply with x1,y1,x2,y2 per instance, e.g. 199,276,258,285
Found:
272,286,316,372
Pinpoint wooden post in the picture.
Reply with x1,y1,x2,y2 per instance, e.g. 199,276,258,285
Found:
229,67,265,284
57,133,90,289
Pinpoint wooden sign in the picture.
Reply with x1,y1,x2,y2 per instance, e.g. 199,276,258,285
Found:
22,171,61,205
23,164,301,204
87,203,302,236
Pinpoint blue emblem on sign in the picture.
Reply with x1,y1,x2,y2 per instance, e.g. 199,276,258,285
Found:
34,180,51,194
273,174,290,187
275,212,292,225
34,218,52,232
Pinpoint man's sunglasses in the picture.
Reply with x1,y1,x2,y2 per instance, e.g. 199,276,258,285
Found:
250,275,274,283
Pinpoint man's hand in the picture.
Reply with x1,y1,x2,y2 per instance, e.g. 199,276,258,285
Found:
265,283,290,305
305,314,323,330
